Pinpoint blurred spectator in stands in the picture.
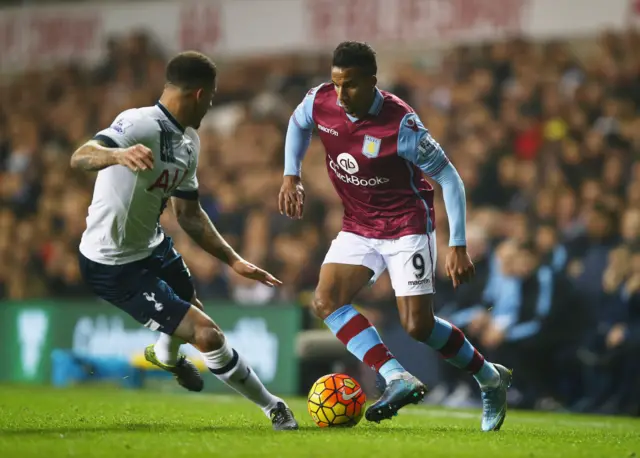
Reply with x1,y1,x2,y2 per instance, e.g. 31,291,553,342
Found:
535,220,568,273
574,245,640,415
566,202,619,315
482,240,582,409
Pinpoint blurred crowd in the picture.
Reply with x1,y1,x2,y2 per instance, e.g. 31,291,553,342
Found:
1,29,639,415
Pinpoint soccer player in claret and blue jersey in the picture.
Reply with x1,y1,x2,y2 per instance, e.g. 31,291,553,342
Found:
279,41,512,431
72,51,297,431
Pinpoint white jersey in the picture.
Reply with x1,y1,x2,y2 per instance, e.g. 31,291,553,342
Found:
79,103,200,265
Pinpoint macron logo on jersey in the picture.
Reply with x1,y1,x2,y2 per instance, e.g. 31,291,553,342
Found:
318,124,339,136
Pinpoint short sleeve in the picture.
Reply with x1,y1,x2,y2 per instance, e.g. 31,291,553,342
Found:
397,112,450,177
93,109,156,149
173,130,199,199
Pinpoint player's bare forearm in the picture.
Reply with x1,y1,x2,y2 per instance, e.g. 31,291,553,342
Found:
70,141,119,171
172,198,240,266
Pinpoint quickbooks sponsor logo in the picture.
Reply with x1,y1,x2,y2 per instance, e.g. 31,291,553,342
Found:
17,310,49,379
329,158,389,187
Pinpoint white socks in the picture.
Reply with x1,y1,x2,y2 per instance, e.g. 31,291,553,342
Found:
154,333,182,365
155,334,284,417
202,339,282,417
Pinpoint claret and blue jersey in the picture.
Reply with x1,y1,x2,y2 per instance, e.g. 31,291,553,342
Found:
285,83,467,246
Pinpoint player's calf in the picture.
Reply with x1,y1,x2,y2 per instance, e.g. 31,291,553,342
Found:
321,303,428,423
397,294,511,430
423,319,511,431
175,306,298,430
398,295,502,390
312,265,406,383
313,263,427,422
314,285,402,378
321,303,405,380
401,311,436,343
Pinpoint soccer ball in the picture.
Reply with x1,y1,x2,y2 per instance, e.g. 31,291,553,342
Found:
307,373,366,427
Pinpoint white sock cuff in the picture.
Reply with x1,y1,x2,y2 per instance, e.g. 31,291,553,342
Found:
202,339,237,372
154,333,181,365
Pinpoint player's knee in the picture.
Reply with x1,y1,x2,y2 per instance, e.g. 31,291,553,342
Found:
311,292,339,320
404,313,436,342
193,322,224,352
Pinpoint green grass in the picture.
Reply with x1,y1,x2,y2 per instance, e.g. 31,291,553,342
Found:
0,385,638,458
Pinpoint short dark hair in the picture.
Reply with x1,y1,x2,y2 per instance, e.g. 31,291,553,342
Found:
166,51,217,89
332,41,377,76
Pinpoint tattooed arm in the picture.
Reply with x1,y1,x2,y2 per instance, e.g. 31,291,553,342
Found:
171,197,281,287
72,109,156,172
171,197,240,265
70,140,153,172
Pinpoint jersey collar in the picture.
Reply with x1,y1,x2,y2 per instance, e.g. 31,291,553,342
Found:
338,88,384,122
369,88,384,116
156,102,185,133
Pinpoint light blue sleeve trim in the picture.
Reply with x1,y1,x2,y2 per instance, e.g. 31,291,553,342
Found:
291,87,317,130
284,117,312,177
397,112,450,176
431,163,467,246
397,112,465,246
283,86,318,177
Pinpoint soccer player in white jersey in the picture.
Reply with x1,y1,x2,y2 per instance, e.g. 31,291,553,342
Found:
72,51,297,431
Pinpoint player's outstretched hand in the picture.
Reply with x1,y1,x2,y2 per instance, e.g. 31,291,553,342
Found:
445,246,475,288
115,144,154,172
231,259,283,287
279,175,305,219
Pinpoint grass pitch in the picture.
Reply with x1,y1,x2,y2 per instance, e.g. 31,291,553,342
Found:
0,385,638,458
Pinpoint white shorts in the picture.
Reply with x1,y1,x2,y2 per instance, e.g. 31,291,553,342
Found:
322,231,437,297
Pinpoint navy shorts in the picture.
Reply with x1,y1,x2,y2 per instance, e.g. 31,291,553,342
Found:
78,236,194,335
